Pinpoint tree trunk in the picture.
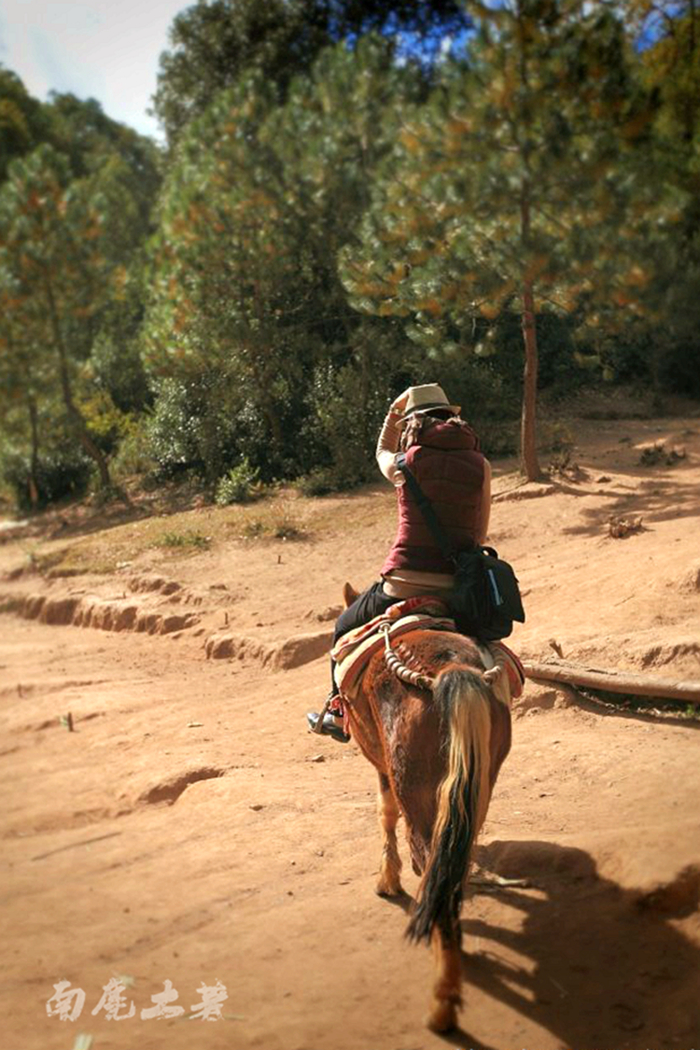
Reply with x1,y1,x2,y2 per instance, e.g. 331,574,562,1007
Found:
523,658,700,704
685,0,697,141
44,273,112,490
251,355,283,453
519,179,541,481
27,397,40,508
263,400,284,451
358,341,371,454
520,278,541,480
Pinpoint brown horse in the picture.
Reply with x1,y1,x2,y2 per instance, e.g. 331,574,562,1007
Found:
341,583,512,1032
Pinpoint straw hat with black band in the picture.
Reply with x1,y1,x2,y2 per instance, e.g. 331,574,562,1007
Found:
400,383,461,418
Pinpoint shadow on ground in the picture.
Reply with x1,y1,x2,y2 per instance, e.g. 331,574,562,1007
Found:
445,840,700,1049
563,465,700,538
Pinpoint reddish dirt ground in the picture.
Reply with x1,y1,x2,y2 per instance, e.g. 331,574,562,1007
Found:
1,416,699,1050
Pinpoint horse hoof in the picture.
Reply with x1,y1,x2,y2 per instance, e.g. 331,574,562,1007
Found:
426,1000,458,1033
375,879,403,898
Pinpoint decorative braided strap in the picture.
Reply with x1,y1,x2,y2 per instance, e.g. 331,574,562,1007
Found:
380,623,435,691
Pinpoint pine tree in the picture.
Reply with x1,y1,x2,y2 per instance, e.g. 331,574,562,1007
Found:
144,38,417,474
152,0,470,144
0,146,126,489
341,0,657,479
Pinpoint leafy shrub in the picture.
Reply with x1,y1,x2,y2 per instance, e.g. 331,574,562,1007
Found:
91,329,153,414
146,376,240,482
295,468,335,497
295,467,364,497
111,417,158,479
77,390,132,454
215,459,261,505
2,447,93,512
302,357,386,488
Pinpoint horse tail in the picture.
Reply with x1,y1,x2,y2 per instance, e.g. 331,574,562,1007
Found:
406,667,493,943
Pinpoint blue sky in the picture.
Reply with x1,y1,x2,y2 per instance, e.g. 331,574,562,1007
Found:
0,0,191,139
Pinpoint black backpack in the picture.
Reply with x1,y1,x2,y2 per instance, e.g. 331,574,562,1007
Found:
395,454,525,641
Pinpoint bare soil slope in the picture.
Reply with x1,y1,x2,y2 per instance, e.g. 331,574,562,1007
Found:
1,416,699,1050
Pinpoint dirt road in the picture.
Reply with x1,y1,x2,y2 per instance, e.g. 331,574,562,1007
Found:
1,416,699,1050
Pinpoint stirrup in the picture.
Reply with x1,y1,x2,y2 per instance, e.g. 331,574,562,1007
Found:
311,695,333,734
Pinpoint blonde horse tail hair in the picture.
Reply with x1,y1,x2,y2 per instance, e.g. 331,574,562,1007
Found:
407,667,493,943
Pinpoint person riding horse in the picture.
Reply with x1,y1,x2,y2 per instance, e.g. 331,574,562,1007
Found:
307,382,492,742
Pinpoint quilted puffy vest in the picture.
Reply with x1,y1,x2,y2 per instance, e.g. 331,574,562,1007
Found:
380,419,485,577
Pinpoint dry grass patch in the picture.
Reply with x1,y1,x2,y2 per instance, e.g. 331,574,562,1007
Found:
2,487,369,579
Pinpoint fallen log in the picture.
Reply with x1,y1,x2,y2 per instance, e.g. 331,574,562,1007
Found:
522,659,700,704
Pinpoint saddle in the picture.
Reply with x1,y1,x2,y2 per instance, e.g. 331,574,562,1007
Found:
332,596,525,701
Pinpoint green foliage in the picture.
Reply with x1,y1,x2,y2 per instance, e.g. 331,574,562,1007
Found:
0,78,160,511
90,329,152,415
152,0,470,144
215,459,261,505
90,261,153,414
144,38,419,481
629,1,700,140
154,529,211,550
110,417,157,480
1,445,92,512
0,66,48,180
340,1,664,477
154,0,330,144
145,376,240,481
0,145,115,485
44,92,161,199
0,125,161,503
2,3,700,513
302,325,402,485
77,391,132,451
295,469,341,497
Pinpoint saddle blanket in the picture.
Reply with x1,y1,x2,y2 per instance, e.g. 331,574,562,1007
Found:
332,596,525,700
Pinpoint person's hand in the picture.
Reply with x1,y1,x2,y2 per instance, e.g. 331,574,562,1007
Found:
389,388,411,415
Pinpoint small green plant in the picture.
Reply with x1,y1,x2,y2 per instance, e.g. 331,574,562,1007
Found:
155,530,211,550
240,519,265,539
580,687,700,721
548,448,572,473
215,459,262,505
236,510,307,541
272,515,306,541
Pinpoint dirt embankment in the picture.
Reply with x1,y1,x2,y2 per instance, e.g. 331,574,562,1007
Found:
1,415,699,1050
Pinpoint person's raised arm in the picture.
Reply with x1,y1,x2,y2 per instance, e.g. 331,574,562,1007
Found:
376,389,410,485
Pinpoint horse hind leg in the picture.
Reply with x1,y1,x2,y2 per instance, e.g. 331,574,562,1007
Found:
375,773,403,897
427,926,462,1033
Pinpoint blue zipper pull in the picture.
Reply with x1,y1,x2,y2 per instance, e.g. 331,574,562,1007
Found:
487,568,503,607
